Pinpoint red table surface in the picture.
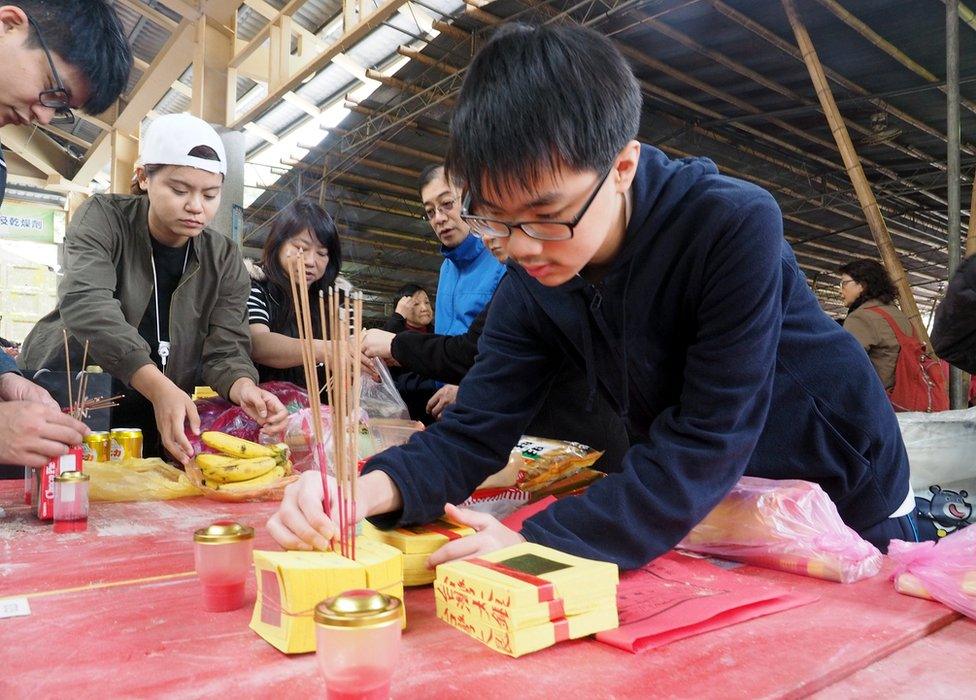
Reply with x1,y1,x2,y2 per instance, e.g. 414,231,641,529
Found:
811,618,976,699
0,483,967,698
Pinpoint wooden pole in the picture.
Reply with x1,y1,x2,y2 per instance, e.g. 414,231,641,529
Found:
781,0,931,349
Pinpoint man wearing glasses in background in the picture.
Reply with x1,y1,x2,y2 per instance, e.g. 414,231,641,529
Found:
270,24,928,567
394,165,504,419
0,1,131,471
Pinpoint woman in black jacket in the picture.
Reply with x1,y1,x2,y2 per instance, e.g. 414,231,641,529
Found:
363,271,629,472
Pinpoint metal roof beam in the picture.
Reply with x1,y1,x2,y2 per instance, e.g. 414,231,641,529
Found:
230,0,412,130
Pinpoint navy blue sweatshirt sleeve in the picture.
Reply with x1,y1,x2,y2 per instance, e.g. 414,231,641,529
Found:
362,276,555,528
932,254,976,373
520,194,784,569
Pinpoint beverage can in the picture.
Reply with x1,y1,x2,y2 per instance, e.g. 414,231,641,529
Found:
110,428,143,461
82,431,111,462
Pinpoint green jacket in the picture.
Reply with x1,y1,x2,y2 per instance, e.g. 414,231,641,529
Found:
19,194,258,398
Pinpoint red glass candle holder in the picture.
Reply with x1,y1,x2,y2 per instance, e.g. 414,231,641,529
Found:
53,470,90,533
193,521,255,612
315,590,402,700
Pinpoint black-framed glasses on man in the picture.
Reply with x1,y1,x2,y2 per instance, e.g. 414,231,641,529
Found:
839,279,858,288
422,199,457,222
460,162,614,241
26,15,75,126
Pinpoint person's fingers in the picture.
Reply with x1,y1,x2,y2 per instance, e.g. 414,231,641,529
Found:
444,503,496,530
19,451,52,469
294,474,334,549
22,438,70,461
37,421,87,448
267,512,313,551
427,534,489,568
186,400,201,436
426,392,439,415
47,410,90,434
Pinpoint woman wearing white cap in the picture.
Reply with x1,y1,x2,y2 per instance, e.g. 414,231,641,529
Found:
20,113,288,464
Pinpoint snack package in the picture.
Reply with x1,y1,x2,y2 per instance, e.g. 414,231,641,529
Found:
677,477,883,583
86,458,201,501
515,436,603,493
889,526,976,619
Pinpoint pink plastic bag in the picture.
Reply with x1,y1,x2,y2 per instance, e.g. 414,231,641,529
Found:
889,527,976,619
677,477,883,583
186,381,309,455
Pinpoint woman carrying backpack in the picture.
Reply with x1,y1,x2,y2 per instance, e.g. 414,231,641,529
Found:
840,259,947,412
839,259,912,390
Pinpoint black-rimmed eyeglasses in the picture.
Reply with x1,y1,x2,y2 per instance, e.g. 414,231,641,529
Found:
460,162,614,241
26,15,75,126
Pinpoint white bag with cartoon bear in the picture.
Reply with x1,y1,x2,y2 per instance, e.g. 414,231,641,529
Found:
897,408,976,537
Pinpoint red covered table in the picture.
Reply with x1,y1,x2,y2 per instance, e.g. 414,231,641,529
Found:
0,482,967,698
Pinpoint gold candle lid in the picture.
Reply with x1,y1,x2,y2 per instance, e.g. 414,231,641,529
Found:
193,521,255,544
54,470,90,482
314,589,401,627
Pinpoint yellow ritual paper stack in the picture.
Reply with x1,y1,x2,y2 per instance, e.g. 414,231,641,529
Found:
249,539,405,654
434,542,619,658
362,518,475,586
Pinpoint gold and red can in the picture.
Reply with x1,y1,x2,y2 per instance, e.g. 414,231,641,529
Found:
110,428,143,461
82,431,111,462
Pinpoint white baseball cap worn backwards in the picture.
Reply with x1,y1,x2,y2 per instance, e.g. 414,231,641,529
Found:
139,113,227,175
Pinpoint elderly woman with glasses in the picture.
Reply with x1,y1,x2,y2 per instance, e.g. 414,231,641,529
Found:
838,259,914,391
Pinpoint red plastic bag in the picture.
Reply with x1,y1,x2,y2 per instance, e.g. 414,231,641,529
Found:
867,307,949,413
889,526,976,619
678,477,883,583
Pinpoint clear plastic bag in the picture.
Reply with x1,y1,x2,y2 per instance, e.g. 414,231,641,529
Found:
359,359,409,420
86,458,201,501
184,458,298,503
677,476,883,583
272,406,372,473
889,526,976,619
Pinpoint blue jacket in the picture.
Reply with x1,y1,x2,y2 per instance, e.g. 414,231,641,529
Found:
364,145,910,570
0,351,19,375
434,233,504,335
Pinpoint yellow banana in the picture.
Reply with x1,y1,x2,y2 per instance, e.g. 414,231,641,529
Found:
196,453,246,470
211,464,286,491
201,431,275,458
198,456,277,483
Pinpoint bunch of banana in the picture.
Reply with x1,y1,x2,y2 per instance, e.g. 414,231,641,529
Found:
197,432,292,491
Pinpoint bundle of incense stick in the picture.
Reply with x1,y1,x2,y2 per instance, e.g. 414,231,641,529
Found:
60,331,120,419
286,254,364,559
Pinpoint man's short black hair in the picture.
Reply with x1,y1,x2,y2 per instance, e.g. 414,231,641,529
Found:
18,0,132,115
446,23,641,204
417,164,445,198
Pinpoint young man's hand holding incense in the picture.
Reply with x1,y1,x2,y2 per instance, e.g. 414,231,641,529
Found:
268,471,524,563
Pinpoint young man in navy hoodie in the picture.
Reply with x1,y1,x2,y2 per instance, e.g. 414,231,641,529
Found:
269,23,930,569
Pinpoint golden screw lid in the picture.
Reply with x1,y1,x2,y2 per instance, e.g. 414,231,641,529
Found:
314,589,401,628
54,470,90,482
85,431,111,438
193,521,255,544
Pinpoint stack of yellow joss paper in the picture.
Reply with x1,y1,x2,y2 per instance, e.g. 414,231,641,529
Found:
249,539,404,654
362,518,475,586
434,542,619,658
